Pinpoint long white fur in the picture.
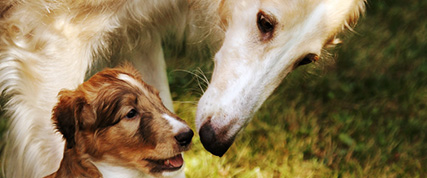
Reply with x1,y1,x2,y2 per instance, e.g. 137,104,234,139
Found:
0,0,220,177
0,0,365,177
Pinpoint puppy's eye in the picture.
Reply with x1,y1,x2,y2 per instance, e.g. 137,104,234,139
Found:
296,53,319,67
125,109,138,119
257,11,276,41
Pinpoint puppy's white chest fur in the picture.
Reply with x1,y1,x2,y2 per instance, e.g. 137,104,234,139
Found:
93,162,147,178
93,161,185,178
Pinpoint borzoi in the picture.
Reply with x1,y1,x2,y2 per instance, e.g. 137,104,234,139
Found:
0,0,365,177
196,0,366,157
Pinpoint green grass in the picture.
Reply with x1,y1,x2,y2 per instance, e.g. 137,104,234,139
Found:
1,0,426,177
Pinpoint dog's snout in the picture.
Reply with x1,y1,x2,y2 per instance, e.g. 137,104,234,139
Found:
199,121,235,157
175,129,194,146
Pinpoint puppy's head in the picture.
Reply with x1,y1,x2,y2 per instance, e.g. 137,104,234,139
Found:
52,65,193,176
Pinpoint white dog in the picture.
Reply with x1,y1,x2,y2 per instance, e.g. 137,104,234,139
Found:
0,0,365,177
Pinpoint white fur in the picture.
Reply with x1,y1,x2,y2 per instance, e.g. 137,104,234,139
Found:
92,162,146,178
118,73,149,96
0,0,365,177
196,0,366,147
92,161,185,178
162,114,188,135
0,0,220,177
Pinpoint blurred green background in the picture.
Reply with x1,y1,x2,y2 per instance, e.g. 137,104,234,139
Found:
1,0,426,177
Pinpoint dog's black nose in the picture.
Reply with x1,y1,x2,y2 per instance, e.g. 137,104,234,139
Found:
175,129,194,146
199,122,234,157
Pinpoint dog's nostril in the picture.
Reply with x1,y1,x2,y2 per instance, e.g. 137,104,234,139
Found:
175,129,194,146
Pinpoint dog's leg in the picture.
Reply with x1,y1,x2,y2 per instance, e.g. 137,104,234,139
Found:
130,34,174,111
1,49,91,178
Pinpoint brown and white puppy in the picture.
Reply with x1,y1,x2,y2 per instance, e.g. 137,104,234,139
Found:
44,65,193,178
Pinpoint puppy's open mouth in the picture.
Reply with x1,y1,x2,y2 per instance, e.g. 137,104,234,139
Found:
147,154,184,172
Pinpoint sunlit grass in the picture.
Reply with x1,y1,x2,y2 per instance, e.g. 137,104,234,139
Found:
174,89,424,177
174,99,334,178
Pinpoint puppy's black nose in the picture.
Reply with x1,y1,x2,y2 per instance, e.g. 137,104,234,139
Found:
175,129,194,146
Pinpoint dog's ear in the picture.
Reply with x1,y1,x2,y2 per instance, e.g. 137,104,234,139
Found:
52,90,86,149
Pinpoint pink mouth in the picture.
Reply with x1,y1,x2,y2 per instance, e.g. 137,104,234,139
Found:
164,154,184,168
147,154,184,172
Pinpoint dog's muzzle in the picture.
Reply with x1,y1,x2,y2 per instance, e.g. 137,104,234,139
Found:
198,121,235,157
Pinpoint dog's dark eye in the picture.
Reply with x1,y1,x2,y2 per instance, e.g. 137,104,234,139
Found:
257,11,276,41
296,53,319,67
125,109,138,119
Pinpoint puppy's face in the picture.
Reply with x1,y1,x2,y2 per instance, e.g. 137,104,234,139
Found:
53,66,193,176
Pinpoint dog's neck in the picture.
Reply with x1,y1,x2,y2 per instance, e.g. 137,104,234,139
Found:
91,161,148,178
46,147,148,178
45,148,102,178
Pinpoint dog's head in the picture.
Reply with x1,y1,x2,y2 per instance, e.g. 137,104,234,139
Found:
197,0,366,156
52,65,193,177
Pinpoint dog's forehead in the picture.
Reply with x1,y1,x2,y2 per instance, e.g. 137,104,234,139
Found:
116,73,151,96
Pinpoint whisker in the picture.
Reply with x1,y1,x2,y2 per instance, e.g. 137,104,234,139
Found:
172,68,210,94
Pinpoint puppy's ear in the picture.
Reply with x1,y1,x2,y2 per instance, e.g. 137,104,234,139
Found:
52,90,86,149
